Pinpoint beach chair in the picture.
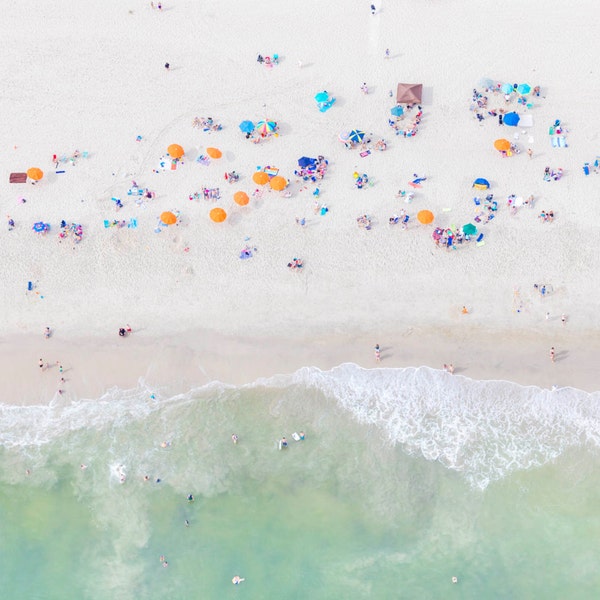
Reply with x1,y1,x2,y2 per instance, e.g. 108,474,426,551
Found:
128,218,138,229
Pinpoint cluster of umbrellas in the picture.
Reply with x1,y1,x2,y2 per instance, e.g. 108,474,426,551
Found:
479,79,532,96
252,171,287,190
238,120,278,136
167,144,223,160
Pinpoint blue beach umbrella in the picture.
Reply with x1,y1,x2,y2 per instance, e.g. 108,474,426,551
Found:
348,129,365,143
516,83,531,95
503,112,520,127
239,120,255,134
314,91,329,102
32,221,49,233
501,82,513,94
390,105,404,117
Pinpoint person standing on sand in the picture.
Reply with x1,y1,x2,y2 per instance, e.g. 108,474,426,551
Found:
374,344,381,362
527,148,533,159
550,347,555,362
561,314,567,325
370,4,376,14
164,62,170,71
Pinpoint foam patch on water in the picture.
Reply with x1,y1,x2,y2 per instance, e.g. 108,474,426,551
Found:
254,364,600,489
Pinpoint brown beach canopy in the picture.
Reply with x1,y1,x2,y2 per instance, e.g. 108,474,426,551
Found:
396,83,423,104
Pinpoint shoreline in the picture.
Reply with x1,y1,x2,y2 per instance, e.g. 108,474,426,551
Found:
3,325,599,406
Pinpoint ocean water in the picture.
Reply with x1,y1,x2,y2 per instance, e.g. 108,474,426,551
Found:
0,364,598,599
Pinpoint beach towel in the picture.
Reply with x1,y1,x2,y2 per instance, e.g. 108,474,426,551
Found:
128,218,138,229
477,241,486,247
476,233,484,242
264,167,278,176
9,172,27,183
583,163,590,176
360,150,371,157
104,220,110,228
558,136,567,148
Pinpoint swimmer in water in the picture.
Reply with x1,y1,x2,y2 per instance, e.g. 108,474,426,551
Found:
80,464,87,470
232,576,245,585
231,433,238,444
281,437,288,448
187,494,194,502
452,576,458,584
299,431,305,440
185,519,190,527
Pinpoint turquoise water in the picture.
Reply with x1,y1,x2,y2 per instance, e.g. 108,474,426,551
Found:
1,365,599,599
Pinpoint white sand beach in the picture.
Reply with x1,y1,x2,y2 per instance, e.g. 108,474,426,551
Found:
2,0,600,402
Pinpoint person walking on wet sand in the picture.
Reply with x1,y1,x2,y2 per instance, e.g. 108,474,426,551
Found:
550,347,555,362
374,344,381,362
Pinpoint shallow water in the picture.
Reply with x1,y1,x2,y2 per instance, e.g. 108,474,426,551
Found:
0,365,598,599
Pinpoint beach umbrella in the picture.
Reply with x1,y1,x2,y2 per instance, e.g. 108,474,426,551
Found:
417,210,434,225
314,91,329,102
167,144,184,159
32,221,49,233
501,83,513,94
473,178,490,190
462,223,477,236
160,211,177,225
478,77,494,89
210,207,227,223
255,120,277,135
348,129,365,143
239,120,255,133
27,167,44,181
516,83,531,95
233,191,249,206
252,171,270,185
494,138,511,152
269,175,287,191
298,156,316,168
390,105,404,117
503,112,520,127
206,147,222,159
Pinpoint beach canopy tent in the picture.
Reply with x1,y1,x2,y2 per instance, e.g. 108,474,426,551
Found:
298,156,317,168
417,210,434,224
239,120,255,133
9,172,28,183
269,175,287,191
233,191,249,206
462,223,477,236
27,167,44,181
167,144,184,159
494,138,511,151
396,83,423,104
473,178,490,189
160,211,177,225
390,105,404,117
516,83,531,95
252,171,270,185
503,112,520,127
210,207,227,222
206,147,222,159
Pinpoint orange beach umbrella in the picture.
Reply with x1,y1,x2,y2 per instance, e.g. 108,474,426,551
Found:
417,210,434,225
252,171,269,185
494,138,511,152
160,211,177,225
206,147,222,159
27,167,44,181
233,191,249,206
210,207,227,222
269,175,287,191
167,144,184,159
